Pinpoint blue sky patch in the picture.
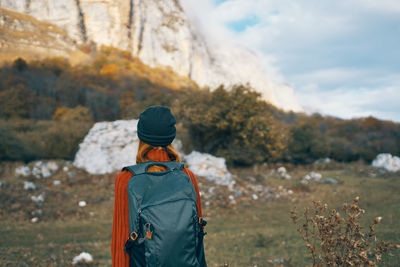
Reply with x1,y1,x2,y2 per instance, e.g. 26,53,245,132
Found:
214,0,229,4
227,16,260,32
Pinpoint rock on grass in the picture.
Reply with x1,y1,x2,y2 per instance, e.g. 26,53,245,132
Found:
72,252,93,264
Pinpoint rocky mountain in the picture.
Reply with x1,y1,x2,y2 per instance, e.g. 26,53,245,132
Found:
0,7,78,60
0,0,302,111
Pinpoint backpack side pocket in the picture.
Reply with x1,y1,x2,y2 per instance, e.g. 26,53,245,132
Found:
196,218,207,267
124,237,146,267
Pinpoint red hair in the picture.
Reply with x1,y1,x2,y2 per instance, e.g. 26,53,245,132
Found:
136,140,181,172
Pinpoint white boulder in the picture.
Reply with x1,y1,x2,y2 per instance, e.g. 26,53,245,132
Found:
32,161,59,178
15,162,59,178
23,181,36,190
78,201,87,207
73,120,140,174
372,153,400,172
15,166,30,177
228,195,236,204
31,193,45,203
72,252,93,264
277,167,286,175
303,171,322,182
277,166,291,179
73,119,183,174
184,151,235,188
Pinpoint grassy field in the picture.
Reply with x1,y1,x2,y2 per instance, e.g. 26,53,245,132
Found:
0,161,399,266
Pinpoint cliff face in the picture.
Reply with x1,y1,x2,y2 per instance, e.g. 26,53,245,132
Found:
0,0,211,81
0,0,302,111
0,7,77,59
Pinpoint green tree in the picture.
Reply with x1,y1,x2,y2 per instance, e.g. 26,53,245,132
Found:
12,58,28,72
288,122,330,163
177,85,286,165
0,125,34,161
0,84,36,119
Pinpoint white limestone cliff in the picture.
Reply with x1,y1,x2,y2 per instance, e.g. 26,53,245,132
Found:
0,0,302,111
0,7,77,58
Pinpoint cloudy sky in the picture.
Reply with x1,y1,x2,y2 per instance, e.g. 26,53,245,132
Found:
181,0,400,122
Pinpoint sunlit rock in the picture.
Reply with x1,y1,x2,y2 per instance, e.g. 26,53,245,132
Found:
15,166,30,177
277,166,291,179
23,181,36,190
372,153,400,172
303,171,322,182
31,193,45,203
73,120,139,174
72,252,93,264
184,151,235,188
32,161,59,178
73,119,182,174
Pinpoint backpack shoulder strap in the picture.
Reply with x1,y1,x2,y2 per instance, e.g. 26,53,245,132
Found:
122,161,184,176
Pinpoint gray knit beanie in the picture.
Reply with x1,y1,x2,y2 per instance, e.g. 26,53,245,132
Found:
137,106,176,147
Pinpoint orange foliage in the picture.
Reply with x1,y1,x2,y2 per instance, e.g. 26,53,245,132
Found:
100,64,120,78
53,106,92,122
362,116,382,129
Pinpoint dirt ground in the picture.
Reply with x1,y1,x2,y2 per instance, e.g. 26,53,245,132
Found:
1,160,399,266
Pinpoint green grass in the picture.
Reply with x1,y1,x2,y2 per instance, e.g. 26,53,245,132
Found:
0,161,399,266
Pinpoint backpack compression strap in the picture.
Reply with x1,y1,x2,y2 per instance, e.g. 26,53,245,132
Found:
122,161,184,176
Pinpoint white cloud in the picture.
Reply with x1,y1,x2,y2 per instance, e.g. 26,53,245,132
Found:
182,0,400,122
183,0,357,45
292,69,400,88
291,68,373,86
296,85,400,122
355,0,400,14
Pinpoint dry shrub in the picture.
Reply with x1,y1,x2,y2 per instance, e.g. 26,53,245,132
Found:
290,197,399,266
53,105,93,122
0,119,92,161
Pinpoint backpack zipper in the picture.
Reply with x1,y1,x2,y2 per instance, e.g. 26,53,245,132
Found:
140,197,196,211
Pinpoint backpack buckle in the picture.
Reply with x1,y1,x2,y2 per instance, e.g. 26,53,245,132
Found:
199,217,207,228
130,231,138,241
138,222,153,243
145,222,153,239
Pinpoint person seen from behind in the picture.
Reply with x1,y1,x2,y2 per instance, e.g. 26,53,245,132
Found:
111,105,207,266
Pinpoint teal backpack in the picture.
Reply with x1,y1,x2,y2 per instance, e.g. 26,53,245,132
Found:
123,161,207,267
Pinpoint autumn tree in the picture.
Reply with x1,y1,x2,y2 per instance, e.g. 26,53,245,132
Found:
0,84,36,119
288,121,330,163
177,85,286,165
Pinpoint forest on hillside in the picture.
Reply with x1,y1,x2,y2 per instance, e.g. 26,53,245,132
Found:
1,47,399,165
